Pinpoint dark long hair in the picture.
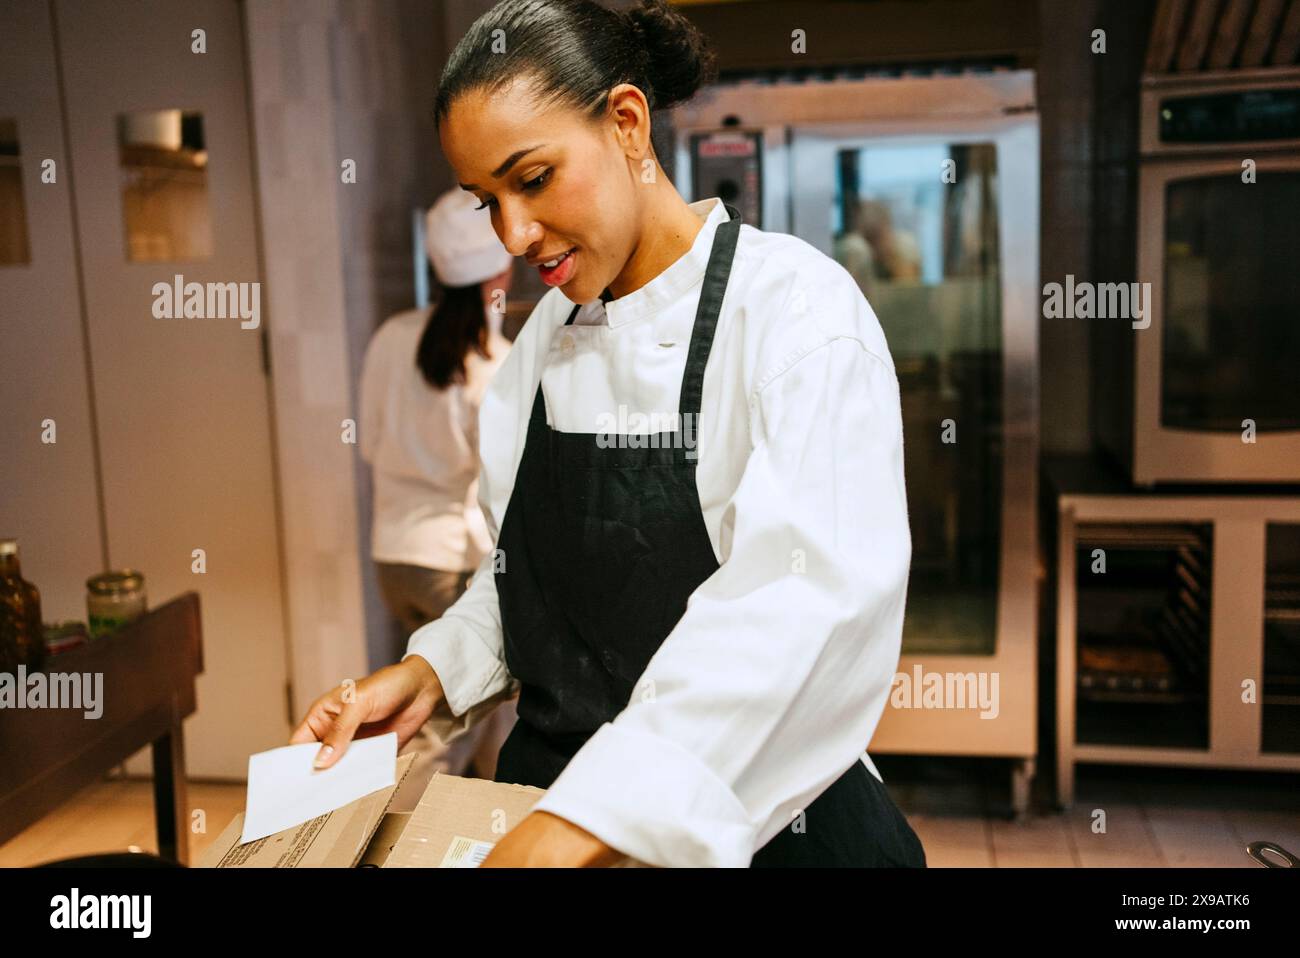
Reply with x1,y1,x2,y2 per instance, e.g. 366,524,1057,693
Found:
416,283,493,390
433,0,717,130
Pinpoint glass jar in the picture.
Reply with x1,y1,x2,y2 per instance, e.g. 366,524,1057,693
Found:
86,570,147,639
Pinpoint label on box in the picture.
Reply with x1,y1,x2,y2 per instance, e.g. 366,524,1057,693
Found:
439,836,496,868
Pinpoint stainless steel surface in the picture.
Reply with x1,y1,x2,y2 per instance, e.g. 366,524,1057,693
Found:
1050,470,1300,807
1140,68,1300,156
1246,839,1300,866
1130,69,1300,484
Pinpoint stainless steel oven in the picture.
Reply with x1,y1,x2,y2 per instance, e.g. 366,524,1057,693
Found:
1110,69,1300,485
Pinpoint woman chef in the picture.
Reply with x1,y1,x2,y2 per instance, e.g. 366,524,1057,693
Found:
292,0,926,869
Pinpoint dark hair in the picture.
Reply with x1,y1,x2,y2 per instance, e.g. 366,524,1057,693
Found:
433,0,717,130
416,283,493,390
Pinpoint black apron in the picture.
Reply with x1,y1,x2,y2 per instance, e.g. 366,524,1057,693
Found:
493,203,926,868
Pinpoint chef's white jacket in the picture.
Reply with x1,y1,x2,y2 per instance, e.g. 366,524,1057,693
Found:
406,196,911,868
359,308,511,573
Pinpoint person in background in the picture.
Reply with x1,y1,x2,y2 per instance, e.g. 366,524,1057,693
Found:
358,188,518,812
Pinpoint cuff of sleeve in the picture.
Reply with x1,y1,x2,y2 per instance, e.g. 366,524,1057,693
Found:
404,623,513,744
531,722,758,868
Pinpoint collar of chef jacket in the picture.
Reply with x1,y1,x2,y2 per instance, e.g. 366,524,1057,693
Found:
570,197,730,329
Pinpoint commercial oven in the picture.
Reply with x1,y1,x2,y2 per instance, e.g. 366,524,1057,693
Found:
1098,68,1300,485
674,70,1041,810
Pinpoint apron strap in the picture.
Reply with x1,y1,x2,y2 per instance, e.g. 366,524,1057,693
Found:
525,304,580,435
676,203,742,462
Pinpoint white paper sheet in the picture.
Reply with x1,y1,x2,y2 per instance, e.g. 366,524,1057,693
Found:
240,732,398,844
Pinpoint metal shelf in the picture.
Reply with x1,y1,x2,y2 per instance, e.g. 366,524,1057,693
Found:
1046,454,1300,808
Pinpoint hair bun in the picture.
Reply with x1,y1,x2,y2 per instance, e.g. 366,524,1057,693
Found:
625,0,718,111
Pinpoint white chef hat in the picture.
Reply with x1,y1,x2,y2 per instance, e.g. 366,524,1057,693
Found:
424,188,514,288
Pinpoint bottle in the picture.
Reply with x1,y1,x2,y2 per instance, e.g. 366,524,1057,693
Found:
0,538,45,671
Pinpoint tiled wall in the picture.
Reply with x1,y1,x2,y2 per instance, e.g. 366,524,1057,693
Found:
243,0,443,709
1037,0,1154,454
329,0,444,672
1088,0,1153,463
1036,0,1100,454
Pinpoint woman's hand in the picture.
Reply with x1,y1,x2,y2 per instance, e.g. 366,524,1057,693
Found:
479,811,627,867
289,656,445,768
293,662,625,865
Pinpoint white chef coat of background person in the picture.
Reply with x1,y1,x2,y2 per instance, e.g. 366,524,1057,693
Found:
357,187,519,812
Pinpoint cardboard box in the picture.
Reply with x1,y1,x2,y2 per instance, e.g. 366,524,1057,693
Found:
381,772,545,867
202,759,648,867
198,753,416,868
357,812,411,867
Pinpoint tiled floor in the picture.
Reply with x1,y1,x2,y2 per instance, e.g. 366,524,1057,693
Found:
2,757,1296,867
882,756,1300,867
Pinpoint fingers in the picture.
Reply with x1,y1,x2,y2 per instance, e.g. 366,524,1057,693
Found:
289,664,432,768
288,689,339,745
288,710,324,745
286,685,365,769
311,691,367,769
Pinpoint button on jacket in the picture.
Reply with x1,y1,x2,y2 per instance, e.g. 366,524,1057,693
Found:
406,196,911,867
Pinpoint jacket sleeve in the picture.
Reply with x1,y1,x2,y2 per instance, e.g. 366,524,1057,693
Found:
529,330,911,867
403,546,518,744
403,375,520,744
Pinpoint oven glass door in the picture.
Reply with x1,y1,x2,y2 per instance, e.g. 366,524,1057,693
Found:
793,132,1011,657
1162,170,1300,432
